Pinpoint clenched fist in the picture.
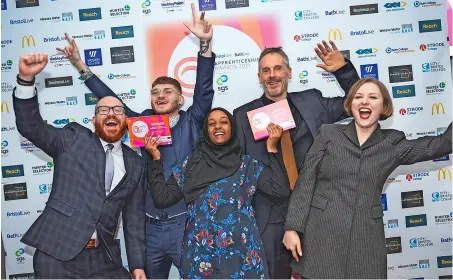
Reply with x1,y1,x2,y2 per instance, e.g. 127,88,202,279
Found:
19,53,48,81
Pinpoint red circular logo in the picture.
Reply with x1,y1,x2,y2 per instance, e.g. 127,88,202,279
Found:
420,44,427,51
399,108,407,115
406,174,413,181
294,35,301,42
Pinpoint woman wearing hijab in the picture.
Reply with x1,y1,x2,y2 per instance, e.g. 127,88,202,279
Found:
144,107,290,279
283,77,452,279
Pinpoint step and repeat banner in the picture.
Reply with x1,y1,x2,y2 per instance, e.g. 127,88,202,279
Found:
1,0,452,279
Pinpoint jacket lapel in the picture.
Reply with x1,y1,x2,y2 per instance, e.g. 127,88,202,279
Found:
288,93,321,137
342,121,360,147
341,121,385,149
92,136,107,196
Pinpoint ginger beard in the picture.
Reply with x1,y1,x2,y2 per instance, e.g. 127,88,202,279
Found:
94,115,128,143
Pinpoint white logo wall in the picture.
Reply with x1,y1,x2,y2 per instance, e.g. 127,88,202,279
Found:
1,0,452,278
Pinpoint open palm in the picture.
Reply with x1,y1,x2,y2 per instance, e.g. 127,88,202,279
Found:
184,3,213,41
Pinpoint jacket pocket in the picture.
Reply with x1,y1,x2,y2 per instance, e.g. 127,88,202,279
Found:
311,194,329,210
371,205,384,219
46,198,76,217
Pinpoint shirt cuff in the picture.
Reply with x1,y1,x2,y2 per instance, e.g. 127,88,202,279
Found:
15,82,36,99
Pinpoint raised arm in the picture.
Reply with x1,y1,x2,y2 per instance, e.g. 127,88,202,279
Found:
57,33,139,117
184,3,215,127
144,135,184,208
315,40,360,122
397,122,452,165
13,53,77,159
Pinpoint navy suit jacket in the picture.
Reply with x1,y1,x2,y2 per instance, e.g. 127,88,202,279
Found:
233,60,361,233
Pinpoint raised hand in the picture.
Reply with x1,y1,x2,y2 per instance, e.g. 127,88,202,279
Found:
183,3,213,41
19,53,48,81
266,123,283,153
56,33,86,71
315,40,346,73
144,133,162,160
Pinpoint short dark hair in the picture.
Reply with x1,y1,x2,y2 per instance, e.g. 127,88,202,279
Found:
258,47,290,72
344,77,394,121
152,76,182,94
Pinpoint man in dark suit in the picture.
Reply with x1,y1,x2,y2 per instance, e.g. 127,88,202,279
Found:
233,41,360,278
57,4,214,278
13,53,146,279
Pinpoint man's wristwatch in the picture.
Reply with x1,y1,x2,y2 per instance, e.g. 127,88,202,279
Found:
79,67,94,81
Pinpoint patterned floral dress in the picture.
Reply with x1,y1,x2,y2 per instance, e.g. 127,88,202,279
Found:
172,155,268,279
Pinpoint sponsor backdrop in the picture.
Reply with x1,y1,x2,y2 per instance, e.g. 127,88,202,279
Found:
1,0,452,278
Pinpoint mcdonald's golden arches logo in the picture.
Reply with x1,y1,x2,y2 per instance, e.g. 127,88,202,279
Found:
432,103,445,115
22,35,35,48
1,101,9,113
438,168,452,180
328,29,342,41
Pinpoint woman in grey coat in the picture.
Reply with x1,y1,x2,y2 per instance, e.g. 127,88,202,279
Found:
283,77,452,279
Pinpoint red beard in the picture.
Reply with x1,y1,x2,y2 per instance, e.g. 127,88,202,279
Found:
94,116,128,143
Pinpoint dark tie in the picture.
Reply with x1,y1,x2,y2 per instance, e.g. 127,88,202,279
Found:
105,144,114,195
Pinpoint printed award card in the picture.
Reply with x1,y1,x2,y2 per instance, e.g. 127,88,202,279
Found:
246,99,296,141
126,115,172,147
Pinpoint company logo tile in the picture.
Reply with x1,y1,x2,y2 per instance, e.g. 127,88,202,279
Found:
355,48,378,58
294,33,319,42
6,233,25,239
419,259,430,268
117,89,137,102
53,118,76,127
437,168,452,180
8,273,34,279
16,0,39,8
32,162,53,175
392,85,415,98
360,64,379,79
2,165,25,178
439,276,453,279
419,19,442,33
438,256,452,268
110,4,130,17
216,75,229,94
84,48,103,67
406,172,429,181
110,46,135,64
441,238,452,243
294,10,319,20
388,65,413,83
3,183,28,201
325,9,346,15
432,103,446,115
79,7,102,21
225,0,249,8
141,0,152,15
161,0,185,11
425,82,446,95
107,72,136,80
420,42,445,51
401,190,424,208
384,1,407,11
432,191,452,203
409,237,433,248
381,194,388,211
2,140,9,157
386,46,415,54
39,183,52,194
2,126,16,132
1,0,6,10
405,214,427,227
387,219,399,228
350,29,375,36
379,23,413,33
327,29,342,40
1,39,12,48
10,18,33,25
111,26,134,39
298,70,308,85
6,211,30,217
350,3,379,15
422,61,446,72
45,76,73,88
386,237,402,254
435,212,453,225
85,93,99,105
199,0,216,10
1,101,10,114
414,0,443,8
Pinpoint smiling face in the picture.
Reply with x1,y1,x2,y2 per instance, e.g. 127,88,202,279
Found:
258,53,292,101
150,84,183,115
92,96,128,143
351,82,384,129
206,110,232,145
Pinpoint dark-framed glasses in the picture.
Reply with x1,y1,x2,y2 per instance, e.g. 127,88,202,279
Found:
96,106,125,115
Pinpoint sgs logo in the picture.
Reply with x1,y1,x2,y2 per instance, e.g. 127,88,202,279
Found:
216,75,228,93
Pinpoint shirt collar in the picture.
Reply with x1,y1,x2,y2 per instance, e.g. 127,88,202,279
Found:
99,138,122,152
169,114,180,128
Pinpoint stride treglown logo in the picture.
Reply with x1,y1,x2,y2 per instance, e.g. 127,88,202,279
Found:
111,26,134,39
386,237,402,254
2,165,25,178
79,7,102,21
16,0,39,8
110,46,135,64
45,76,73,88
3,183,28,201
388,65,413,83
392,85,415,98
401,190,424,208
405,214,427,228
419,19,442,33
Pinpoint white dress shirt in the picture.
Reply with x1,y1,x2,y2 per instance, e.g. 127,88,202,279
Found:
15,82,126,241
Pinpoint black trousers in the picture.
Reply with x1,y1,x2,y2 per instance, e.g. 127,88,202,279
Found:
33,245,132,279
261,222,292,279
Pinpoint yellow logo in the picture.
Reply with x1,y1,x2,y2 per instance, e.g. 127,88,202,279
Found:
438,168,452,180
21,35,35,48
432,103,445,115
1,101,9,113
328,29,342,41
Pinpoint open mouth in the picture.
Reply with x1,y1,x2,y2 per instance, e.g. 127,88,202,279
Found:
213,131,225,139
156,100,169,106
359,108,372,120
104,119,119,128
267,80,280,89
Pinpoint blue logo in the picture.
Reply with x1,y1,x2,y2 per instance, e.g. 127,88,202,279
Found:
1,0,7,10
295,11,303,20
2,165,25,178
405,214,427,228
84,93,99,105
84,48,102,67
422,63,431,72
392,85,416,98
1,140,8,149
111,26,134,39
216,75,228,85
360,64,379,79
199,0,216,11
79,7,102,21
419,259,430,268
384,1,407,10
39,184,49,194
419,19,442,33
437,256,452,268
434,155,449,162
432,192,441,202
410,238,418,248
381,194,388,211
83,118,90,124
10,18,33,25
